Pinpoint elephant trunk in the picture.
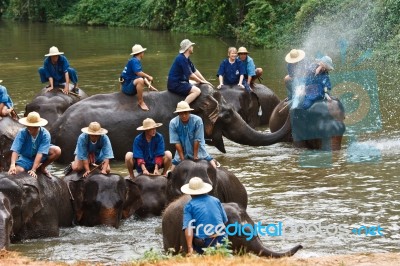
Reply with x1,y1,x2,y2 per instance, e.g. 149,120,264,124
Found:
256,242,303,258
99,208,120,228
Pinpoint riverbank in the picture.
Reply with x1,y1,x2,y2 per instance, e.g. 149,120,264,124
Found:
1,250,399,266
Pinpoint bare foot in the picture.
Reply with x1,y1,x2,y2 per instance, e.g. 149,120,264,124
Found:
149,86,158,92
138,102,149,111
39,166,52,178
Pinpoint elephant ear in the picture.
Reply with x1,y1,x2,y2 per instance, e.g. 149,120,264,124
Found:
67,179,85,223
123,178,143,219
196,94,220,137
21,184,43,225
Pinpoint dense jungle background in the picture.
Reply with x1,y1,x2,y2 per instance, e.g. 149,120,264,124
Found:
0,0,399,62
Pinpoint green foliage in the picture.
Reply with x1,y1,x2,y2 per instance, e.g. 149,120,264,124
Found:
202,237,233,256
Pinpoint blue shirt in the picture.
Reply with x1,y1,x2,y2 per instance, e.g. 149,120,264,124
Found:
133,132,165,172
11,127,50,160
305,63,332,97
0,85,13,108
121,57,142,83
168,53,196,84
216,58,245,85
42,55,70,82
74,133,114,162
183,194,228,239
239,55,256,77
169,114,212,163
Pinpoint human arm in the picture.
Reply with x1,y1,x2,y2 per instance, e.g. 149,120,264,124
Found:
217,75,224,89
46,77,55,92
62,71,70,94
193,141,200,160
175,143,185,161
8,151,18,175
100,158,110,175
28,153,44,178
184,228,194,255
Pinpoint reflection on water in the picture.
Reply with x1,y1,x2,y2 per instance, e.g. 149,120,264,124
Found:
2,22,400,262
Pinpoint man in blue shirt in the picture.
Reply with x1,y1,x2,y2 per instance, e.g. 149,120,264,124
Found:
8,111,61,178
125,118,172,178
182,177,228,255
38,46,79,94
121,44,157,111
71,122,114,178
284,49,308,101
237,47,263,87
0,80,16,119
216,47,247,91
167,39,212,104
169,101,216,170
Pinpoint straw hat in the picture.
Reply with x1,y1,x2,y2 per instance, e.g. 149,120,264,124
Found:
19,112,48,127
130,44,147,55
317,55,334,70
285,49,305,63
0,80,2,83
179,39,195,53
174,101,194,113
45,46,64,57
237,47,249,54
181,177,213,195
81,122,108,135
137,118,163,130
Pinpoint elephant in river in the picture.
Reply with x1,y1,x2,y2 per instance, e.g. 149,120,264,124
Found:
134,174,168,218
218,84,280,128
162,195,303,257
51,84,291,163
269,98,346,150
167,160,248,209
0,117,23,172
0,172,74,249
0,192,12,249
64,170,142,228
25,86,88,129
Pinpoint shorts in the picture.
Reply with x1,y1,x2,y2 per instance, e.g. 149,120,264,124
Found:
122,79,138,95
167,81,192,96
16,155,48,171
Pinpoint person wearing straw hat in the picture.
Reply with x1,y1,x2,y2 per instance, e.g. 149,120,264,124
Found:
70,122,114,177
169,101,216,171
38,46,79,95
120,44,157,111
167,39,212,105
284,49,308,101
0,80,17,119
181,177,228,255
8,111,61,178
125,118,172,178
237,46,263,87
302,55,334,110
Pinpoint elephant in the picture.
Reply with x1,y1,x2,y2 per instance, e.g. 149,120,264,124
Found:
167,160,248,209
0,192,12,249
25,85,88,130
162,195,303,258
269,98,346,150
218,84,280,128
133,174,168,218
0,172,74,249
64,170,142,228
51,84,291,163
0,117,23,172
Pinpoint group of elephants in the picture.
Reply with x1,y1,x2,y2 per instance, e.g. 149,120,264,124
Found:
0,83,346,258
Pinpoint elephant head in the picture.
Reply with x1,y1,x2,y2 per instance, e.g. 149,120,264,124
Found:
0,117,23,172
0,192,13,249
25,86,88,130
51,84,290,163
65,171,142,228
134,174,168,218
162,195,302,258
167,160,248,209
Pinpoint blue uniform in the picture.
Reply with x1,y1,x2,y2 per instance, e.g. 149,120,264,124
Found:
74,133,114,164
121,57,143,95
183,194,228,254
167,53,196,96
132,132,165,173
239,55,256,78
302,63,332,109
169,114,213,165
38,55,78,86
0,85,13,108
216,58,245,85
10,127,51,171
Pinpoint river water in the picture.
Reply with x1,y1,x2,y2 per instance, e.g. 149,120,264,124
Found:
1,21,399,263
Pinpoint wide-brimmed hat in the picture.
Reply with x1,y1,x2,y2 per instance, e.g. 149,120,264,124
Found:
181,177,213,195
317,55,334,70
179,39,195,53
130,44,147,55
174,101,194,113
285,49,305,63
45,46,64,57
19,112,48,127
81,122,108,135
237,47,249,54
137,118,162,130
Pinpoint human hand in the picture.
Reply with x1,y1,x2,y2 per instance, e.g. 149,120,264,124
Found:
238,83,244,88
83,170,91,178
153,169,160,175
186,246,194,256
217,84,223,89
28,169,37,178
46,86,54,92
62,86,69,94
143,169,150,175
8,165,16,175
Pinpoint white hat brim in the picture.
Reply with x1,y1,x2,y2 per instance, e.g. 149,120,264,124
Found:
181,182,213,195
45,52,64,57
81,127,108,135
18,117,48,127
136,123,163,130
130,48,147,55
285,50,305,63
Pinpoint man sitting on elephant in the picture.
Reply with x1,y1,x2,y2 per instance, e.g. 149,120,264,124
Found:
125,118,172,178
237,47,263,87
0,80,17,119
8,111,61,178
182,177,228,255
169,101,217,171
70,122,114,178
